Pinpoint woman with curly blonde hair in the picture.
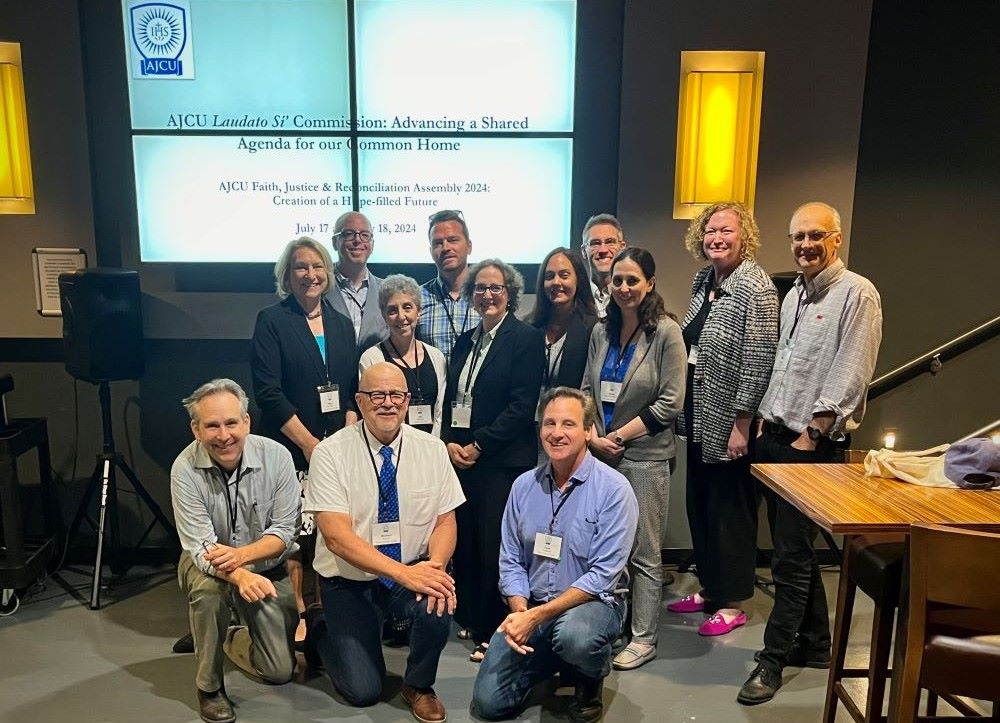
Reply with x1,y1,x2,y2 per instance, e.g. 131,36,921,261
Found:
668,202,779,637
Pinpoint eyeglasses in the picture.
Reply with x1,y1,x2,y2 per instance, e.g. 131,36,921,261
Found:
428,209,465,223
337,229,374,243
585,238,622,250
788,230,838,244
473,284,506,296
357,390,410,406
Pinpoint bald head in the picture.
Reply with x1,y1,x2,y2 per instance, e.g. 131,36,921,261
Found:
357,362,410,443
789,202,844,279
333,211,374,268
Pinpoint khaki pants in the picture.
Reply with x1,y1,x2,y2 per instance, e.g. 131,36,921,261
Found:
178,552,297,692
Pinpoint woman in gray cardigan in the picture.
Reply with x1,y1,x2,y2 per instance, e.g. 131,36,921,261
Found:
669,203,778,637
582,247,687,671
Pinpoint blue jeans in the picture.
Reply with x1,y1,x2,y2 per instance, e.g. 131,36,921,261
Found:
311,576,452,706
472,600,623,720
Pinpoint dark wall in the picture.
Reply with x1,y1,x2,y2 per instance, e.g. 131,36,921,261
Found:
848,1,1000,448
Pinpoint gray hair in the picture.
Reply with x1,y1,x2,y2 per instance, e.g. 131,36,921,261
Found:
581,213,623,246
378,274,422,311
333,211,372,238
539,386,597,430
273,236,334,299
463,258,525,312
182,378,249,422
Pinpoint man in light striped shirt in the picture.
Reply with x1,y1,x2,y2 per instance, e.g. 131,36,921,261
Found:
739,201,882,706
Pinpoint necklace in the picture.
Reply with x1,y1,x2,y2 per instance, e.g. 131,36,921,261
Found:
305,307,322,320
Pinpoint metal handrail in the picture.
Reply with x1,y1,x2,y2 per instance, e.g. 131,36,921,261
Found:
958,419,1000,442
868,315,999,400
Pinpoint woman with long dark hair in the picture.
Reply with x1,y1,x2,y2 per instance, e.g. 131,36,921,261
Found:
581,247,686,671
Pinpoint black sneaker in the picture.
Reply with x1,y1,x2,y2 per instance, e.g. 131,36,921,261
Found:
737,664,782,705
172,633,194,654
568,675,603,723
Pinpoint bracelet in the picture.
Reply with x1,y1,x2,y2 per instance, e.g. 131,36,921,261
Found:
472,440,483,452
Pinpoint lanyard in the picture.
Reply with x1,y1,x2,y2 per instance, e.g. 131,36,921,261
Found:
613,326,641,377
361,424,403,512
220,464,247,537
786,286,809,343
437,281,471,338
462,327,488,397
548,479,579,533
385,338,424,398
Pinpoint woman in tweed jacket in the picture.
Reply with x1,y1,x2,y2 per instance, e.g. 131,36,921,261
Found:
668,202,779,637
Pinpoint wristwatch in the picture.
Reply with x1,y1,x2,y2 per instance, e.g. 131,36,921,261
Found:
806,426,824,442
613,433,624,446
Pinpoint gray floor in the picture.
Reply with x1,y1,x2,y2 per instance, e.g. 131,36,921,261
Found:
0,567,911,723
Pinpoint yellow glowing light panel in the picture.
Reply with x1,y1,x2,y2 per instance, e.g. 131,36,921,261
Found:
0,42,35,214
674,51,764,219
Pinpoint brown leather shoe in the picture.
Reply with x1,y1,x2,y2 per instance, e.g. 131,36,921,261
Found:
401,683,447,723
197,688,236,723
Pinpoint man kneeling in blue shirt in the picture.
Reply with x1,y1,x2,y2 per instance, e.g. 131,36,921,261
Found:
472,387,638,722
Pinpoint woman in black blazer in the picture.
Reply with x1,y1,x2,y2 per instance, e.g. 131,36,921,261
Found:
443,258,545,661
251,236,359,645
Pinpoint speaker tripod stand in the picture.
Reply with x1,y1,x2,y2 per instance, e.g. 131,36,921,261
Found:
66,380,176,609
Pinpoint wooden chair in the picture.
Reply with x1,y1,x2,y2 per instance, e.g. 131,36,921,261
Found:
824,534,906,722
894,524,1000,721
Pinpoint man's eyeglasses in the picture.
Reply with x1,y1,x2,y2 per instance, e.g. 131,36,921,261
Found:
357,390,410,405
473,284,506,296
586,238,622,250
337,229,374,243
788,230,838,244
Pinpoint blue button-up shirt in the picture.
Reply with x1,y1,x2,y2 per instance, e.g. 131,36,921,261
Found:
418,276,479,362
499,451,638,606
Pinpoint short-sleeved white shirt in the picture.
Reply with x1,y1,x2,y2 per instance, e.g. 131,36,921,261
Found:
305,421,465,580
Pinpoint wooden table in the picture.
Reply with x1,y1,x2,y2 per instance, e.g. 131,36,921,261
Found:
750,463,1000,722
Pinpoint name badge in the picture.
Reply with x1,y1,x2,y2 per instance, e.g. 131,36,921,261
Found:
373,521,401,546
317,384,340,413
533,532,562,560
451,401,472,428
600,380,622,403
408,404,432,426
773,345,792,372
688,344,699,366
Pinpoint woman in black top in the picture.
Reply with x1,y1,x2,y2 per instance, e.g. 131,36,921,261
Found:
251,236,359,645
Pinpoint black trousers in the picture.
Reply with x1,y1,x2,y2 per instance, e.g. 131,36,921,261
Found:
685,439,759,607
453,464,529,646
756,426,836,674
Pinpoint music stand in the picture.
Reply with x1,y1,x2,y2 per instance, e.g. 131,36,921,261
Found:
66,380,176,609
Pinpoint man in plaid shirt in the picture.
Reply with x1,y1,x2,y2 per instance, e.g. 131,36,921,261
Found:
418,210,479,362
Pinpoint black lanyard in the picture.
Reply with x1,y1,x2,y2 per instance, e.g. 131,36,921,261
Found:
361,424,403,513
437,281,471,338
385,338,424,399
220,464,247,537
549,479,579,533
786,285,809,343
462,327,488,397
613,326,641,377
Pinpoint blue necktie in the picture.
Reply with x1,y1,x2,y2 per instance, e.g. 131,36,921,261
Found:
377,445,401,588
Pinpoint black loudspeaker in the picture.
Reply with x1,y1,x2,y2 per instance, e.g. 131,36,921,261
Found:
59,268,144,382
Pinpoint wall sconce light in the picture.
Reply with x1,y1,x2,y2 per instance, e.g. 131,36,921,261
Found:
673,50,765,220
882,428,898,450
0,42,35,215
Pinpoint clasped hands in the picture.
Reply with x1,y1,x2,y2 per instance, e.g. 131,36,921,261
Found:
399,560,458,617
447,442,481,470
203,542,277,603
497,602,540,655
